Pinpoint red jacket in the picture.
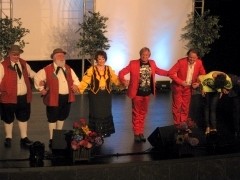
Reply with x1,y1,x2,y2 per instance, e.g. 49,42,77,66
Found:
168,57,206,91
43,64,75,106
0,58,32,103
118,59,168,98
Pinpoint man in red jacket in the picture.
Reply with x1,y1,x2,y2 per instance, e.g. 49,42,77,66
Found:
0,45,36,147
118,47,168,142
168,49,206,127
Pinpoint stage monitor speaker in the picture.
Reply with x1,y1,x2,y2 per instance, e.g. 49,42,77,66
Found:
52,129,70,150
156,81,171,91
147,125,177,150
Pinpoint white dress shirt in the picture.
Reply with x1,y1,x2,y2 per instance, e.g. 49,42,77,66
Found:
185,62,195,86
0,60,36,95
34,62,80,94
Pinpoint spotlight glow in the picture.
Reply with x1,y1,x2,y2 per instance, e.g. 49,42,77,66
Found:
97,0,192,80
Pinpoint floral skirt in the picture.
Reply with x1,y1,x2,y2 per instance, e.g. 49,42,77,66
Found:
88,90,115,137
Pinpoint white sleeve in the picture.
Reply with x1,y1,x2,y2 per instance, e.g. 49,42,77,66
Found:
26,63,36,78
34,69,46,91
70,68,80,86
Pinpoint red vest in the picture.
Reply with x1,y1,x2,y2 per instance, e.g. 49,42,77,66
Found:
0,58,32,103
43,63,75,106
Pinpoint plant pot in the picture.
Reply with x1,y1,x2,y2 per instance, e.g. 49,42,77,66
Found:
72,147,91,162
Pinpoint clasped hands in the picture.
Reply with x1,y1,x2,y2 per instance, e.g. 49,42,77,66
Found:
39,81,79,96
181,81,200,88
123,79,130,87
201,88,229,98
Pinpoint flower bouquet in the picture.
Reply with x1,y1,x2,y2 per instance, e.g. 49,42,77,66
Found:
175,118,199,146
71,118,103,150
176,118,198,131
71,118,103,162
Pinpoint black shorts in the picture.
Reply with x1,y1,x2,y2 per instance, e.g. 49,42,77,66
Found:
0,95,30,124
47,94,71,123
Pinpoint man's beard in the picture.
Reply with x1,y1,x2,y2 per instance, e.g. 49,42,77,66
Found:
55,59,65,67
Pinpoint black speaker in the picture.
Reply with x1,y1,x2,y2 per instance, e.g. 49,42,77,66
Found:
52,129,70,150
29,141,45,166
156,81,171,91
147,125,177,149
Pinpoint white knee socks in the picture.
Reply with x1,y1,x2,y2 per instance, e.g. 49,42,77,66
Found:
56,120,64,130
49,122,57,140
4,122,13,139
48,121,64,139
18,121,28,139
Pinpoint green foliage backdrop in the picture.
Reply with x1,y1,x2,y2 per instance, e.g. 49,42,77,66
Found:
181,10,222,58
0,17,30,60
76,11,110,64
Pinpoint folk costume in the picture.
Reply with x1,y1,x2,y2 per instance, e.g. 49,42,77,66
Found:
79,65,122,138
0,46,36,147
34,52,80,144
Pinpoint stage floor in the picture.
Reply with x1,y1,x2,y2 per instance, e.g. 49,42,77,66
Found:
0,91,239,168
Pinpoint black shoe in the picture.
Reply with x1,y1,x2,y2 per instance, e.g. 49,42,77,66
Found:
4,138,11,147
20,137,33,147
139,134,146,142
134,135,141,142
49,139,52,148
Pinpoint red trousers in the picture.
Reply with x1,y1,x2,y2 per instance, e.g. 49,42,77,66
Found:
171,86,191,125
132,95,150,135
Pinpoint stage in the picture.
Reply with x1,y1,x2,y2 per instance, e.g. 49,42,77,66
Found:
1,90,240,179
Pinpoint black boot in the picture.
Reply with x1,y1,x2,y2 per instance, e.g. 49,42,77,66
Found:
139,134,146,142
20,137,33,147
49,139,52,148
4,138,12,147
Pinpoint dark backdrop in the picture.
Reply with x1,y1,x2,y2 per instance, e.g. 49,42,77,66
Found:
203,0,240,75
193,0,240,133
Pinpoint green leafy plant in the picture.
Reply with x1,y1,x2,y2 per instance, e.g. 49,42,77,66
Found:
181,10,222,58
76,11,110,65
0,17,30,60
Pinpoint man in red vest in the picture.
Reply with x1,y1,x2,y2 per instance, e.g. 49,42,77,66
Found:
0,45,36,147
34,48,80,148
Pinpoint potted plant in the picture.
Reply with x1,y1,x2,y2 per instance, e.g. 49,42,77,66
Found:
0,17,30,60
76,11,110,65
181,10,222,58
